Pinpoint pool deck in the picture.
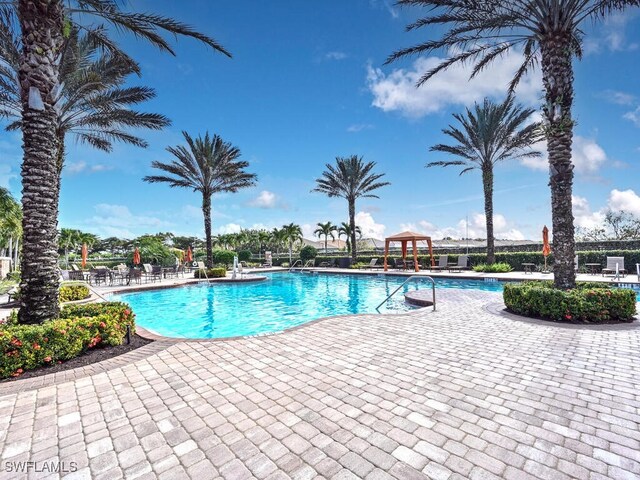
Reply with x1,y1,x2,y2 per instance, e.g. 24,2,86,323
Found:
1,286,639,479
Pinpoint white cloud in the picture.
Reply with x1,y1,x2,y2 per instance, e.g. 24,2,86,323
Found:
366,49,542,118
573,189,640,232
301,223,315,239
520,136,607,175
325,51,347,61
248,190,285,209
369,0,399,19
355,212,386,239
347,123,374,133
0,164,17,190
584,12,639,54
600,90,636,106
624,107,640,127
82,203,170,238
608,189,640,217
216,223,242,234
401,213,525,240
64,161,112,174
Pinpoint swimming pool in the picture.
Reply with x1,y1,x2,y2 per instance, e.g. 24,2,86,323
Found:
109,272,504,339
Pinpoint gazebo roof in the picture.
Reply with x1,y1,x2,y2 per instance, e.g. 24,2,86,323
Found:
385,230,431,242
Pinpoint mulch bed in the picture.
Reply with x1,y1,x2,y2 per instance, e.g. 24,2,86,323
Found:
0,334,152,383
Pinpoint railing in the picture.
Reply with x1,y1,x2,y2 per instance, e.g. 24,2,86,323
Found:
376,275,436,313
288,260,302,272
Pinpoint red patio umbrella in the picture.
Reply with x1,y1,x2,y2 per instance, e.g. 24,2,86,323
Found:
542,226,551,272
81,243,88,269
185,246,193,264
133,247,141,266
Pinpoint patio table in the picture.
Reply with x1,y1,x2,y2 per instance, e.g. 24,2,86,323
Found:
585,263,601,275
522,263,536,274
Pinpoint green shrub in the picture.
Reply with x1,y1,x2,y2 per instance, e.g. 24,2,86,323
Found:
0,302,135,379
503,281,636,324
299,246,318,263
193,267,227,279
6,271,20,282
472,262,513,273
212,250,235,268
59,283,90,302
237,250,252,262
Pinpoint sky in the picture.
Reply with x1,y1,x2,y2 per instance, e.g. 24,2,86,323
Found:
2,1,640,242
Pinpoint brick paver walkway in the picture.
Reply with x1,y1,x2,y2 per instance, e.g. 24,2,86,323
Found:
0,290,639,479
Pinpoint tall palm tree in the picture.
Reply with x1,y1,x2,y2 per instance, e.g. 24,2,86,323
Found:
58,228,80,267
144,131,256,267
338,222,362,254
314,221,337,254
271,227,286,256
428,97,542,264
313,156,389,262
281,223,303,264
386,1,639,288
4,1,230,324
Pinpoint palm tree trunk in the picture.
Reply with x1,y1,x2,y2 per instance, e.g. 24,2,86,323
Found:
289,241,293,264
202,193,213,267
17,0,65,324
541,36,576,289
325,236,328,254
482,167,495,265
348,198,357,263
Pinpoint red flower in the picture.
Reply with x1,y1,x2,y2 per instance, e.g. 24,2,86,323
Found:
10,338,22,347
123,309,130,317
11,368,23,377
44,356,52,362
565,314,572,320
99,322,106,329
32,343,41,350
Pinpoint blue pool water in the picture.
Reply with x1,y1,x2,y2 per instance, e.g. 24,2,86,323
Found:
109,272,504,339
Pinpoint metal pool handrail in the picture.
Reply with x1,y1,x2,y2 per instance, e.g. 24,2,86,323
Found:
376,275,436,313
288,260,302,272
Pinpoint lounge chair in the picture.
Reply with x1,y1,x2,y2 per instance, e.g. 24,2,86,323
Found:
142,264,162,282
6,286,18,304
602,257,627,277
448,255,470,273
70,264,80,271
360,258,383,270
430,255,449,271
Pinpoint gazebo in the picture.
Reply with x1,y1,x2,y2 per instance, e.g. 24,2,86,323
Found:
383,231,434,272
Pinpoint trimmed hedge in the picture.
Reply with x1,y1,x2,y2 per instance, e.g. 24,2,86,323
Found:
300,246,318,263
314,249,640,271
59,283,90,302
503,281,637,324
193,267,227,279
212,250,235,268
472,263,513,273
0,302,135,379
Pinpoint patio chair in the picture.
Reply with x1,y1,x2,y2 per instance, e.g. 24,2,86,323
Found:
405,259,415,270
68,270,85,281
318,260,332,268
142,264,162,283
89,268,107,286
602,257,627,277
70,264,80,271
449,255,470,273
430,255,449,271
393,258,406,270
127,268,142,285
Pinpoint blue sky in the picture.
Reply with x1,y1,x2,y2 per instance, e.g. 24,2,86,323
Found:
2,1,640,241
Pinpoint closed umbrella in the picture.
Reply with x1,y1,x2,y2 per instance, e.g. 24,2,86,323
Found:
185,246,193,264
133,247,141,266
81,243,88,269
542,226,551,273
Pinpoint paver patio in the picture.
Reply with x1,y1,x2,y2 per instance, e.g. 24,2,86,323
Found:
0,289,639,479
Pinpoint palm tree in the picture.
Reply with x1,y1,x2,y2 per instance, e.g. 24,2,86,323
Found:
386,1,640,288
338,222,362,254
144,132,256,267
314,222,337,254
58,228,80,267
428,97,542,264
271,228,286,256
281,223,303,264
4,1,230,324
0,187,21,271
257,230,272,259
313,156,389,262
